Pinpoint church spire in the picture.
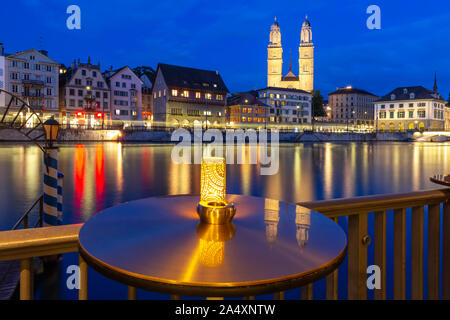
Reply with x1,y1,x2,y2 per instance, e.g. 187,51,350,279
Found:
433,72,438,92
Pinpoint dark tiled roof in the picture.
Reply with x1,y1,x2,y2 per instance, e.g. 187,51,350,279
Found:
257,86,310,94
226,92,270,107
328,87,377,97
158,63,229,93
376,86,445,102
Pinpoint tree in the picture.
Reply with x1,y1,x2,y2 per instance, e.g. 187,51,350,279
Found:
132,66,156,83
311,90,326,117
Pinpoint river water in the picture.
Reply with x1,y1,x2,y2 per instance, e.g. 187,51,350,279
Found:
0,142,448,299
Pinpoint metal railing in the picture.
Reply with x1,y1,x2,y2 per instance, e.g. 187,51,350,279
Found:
0,188,448,300
298,187,450,300
12,195,43,230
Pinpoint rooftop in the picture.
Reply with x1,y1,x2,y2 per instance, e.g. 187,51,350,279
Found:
328,87,377,97
376,86,445,102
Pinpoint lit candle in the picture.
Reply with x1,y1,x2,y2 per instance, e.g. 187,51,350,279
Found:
200,157,226,205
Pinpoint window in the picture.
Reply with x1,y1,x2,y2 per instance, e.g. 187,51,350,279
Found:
390,112,394,119
103,92,108,99
93,71,97,77
46,65,52,72
82,70,86,76
97,82,103,88
409,103,414,107
69,89,75,95
78,90,83,96
242,108,247,113
172,89,178,96
399,104,403,108
216,94,223,100
122,83,126,88
409,111,414,118
12,61,18,67
46,77,52,84
78,100,83,106
69,99,75,107
116,82,120,87
389,104,394,108
205,93,212,100
131,84,136,89
35,64,40,71
418,110,426,118
380,104,385,109
86,80,92,86
46,88,52,96
196,92,201,99
75,79,82,85
96,92,100,98
398,111,405,118
410,93,415,99
183,90,189,97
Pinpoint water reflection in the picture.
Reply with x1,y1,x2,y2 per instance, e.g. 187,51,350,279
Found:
264,198,280,245
0,141,448,230
295,206,311,250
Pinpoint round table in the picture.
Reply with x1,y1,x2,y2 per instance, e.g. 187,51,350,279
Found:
430,174,450,187
78,195,347,297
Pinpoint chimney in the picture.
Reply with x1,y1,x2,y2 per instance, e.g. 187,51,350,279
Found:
39,49,48,56
0,43,4,56
71,60,75,69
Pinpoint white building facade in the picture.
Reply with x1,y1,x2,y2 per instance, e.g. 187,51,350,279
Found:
375,86,446,131
104,66,143,126
4,48,59,120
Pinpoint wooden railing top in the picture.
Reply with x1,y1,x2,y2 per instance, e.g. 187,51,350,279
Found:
298,188,450,217
0,224,82,261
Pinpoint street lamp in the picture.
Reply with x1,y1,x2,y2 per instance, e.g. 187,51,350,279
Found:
43,116,59,148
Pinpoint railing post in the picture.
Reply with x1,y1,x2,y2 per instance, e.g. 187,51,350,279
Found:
411,206,424,300
393,208,406,299
326,217,339,300
428,204,440,300
374,210,386,300
128,286,137,300
443,201,450,300
79,253,88,300
348,213,367,300
20,258,32,300
301,283,313,300
273,291,285,300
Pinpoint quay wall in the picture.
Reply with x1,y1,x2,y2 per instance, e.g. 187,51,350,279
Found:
0,128,448,143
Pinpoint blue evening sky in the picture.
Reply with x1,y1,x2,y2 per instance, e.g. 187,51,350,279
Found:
2,0,450,98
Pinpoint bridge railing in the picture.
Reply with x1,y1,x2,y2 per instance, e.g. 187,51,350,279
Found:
0,188,449,300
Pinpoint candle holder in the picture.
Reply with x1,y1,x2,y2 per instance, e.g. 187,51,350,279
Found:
197,156,236,224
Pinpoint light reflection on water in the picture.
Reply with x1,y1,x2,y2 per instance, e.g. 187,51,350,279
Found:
0,141,448,299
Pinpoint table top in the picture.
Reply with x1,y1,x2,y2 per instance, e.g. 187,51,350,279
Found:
430,174,450,187
78,195,347,297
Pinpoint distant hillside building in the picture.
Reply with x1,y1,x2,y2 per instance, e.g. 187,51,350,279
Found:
375,79,446,131
226,92,270,127
104,66,143,125
257,87,312,125
328,86,378,129
151,63,229,127
1,45,60,122
59,58,110,127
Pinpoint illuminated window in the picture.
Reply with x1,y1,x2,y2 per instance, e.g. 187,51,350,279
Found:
216,94,223,100
242,108,247,113
205,93,212,100
242,117,246,122
172,89,178,96
183,90,189,97
248,108,252,113
196,92,201,99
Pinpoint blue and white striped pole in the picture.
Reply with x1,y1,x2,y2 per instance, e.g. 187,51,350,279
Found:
57,172,64,222
43,148,60,226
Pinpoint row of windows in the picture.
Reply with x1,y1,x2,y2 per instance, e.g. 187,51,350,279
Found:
113,90,128,97
168,89,224,101
114,100,128,106
67,89,108,99
242,117,266,123
9,72,53,83
242,107,266,114
10,60,53,72
73,79,106,88
379,102,438,109
115,81,136,89
379,110,427,119
68,99,108,109
80,69,98,77
260,92,310,101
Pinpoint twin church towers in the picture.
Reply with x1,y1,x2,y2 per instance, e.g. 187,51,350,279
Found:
267,16,314,92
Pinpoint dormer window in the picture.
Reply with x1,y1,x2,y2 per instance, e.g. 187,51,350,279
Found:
403,88,408,94
390,94,396,100
410,93,415,99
